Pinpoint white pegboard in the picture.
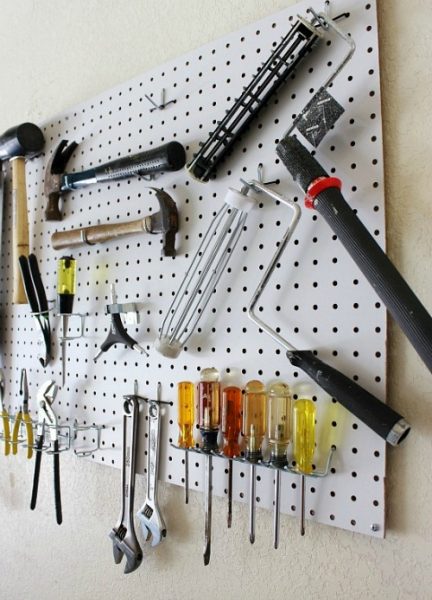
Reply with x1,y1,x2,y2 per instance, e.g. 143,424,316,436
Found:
0,0,389,538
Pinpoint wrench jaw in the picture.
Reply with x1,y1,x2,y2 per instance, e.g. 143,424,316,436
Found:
109,529,143,574
37,380,58,406
137,502,167,547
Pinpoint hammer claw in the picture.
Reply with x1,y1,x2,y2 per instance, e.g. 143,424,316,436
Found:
48,140,78,174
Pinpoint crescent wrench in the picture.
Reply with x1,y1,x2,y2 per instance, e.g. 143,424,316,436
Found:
137,388,167,546
109,396,143,574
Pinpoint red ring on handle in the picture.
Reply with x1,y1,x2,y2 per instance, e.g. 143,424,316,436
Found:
304,176,342,209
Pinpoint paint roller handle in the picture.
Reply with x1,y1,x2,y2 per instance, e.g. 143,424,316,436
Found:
287,349,410,446
277,135,432,373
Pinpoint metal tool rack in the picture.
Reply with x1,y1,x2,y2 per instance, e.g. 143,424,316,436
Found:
0,0,388,538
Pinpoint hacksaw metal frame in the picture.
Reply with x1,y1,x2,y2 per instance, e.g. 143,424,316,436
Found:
0,0,389,538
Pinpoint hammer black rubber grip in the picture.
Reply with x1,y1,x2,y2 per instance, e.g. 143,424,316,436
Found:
277,135,432,373
62,141,186,190
288,349,410,445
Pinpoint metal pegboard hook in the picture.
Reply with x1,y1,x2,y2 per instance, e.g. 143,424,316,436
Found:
145,88,176,112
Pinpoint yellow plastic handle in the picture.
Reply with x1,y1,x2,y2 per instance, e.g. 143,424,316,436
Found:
1,410,11,456
11,411,23,455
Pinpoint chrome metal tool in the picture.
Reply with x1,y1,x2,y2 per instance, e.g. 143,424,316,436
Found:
109,395,142,574
136,384,167,547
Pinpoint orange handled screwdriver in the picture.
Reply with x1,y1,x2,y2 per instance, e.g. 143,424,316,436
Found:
242,380,266,544
293,397,316,536
177,381,195,504
221,386,242,528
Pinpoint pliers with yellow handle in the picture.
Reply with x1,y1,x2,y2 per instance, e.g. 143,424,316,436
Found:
0,369,11,456
12,369,34,459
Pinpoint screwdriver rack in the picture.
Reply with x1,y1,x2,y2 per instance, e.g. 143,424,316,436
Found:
0,0,389,538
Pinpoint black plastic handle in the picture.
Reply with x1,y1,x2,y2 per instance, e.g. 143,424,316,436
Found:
30,435,44,510
277,135,432,373
288,349,410,445
62,141,186,190
53,440,62,525
28,254,48,312
18,257,39,313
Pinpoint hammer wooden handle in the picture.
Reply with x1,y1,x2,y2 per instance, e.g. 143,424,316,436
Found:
11,157,29,304
51,218,149,250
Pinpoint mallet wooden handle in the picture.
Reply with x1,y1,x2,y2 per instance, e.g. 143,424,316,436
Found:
11,157,29,304
51,218,150,250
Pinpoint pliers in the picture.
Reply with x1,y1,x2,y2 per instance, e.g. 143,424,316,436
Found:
0,369,11,456
30,380,62,525
12,368,34,459
18,254,51,367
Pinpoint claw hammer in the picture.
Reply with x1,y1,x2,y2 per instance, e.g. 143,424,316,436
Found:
0,123,45,303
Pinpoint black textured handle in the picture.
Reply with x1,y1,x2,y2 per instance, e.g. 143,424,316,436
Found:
30,435,44,510
277,135,432,373
94,141,186,182
53,440,63,525
28,254,48,312
18,257,39,313
288,349,410,445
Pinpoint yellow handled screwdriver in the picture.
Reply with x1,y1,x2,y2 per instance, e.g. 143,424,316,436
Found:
293,397,316,536
0,369,11,456
177,381,195,504
57,256,77,387
12,368,34,459
221,385,242,528
198,367,221,566
267,381,292,549
242,380,267,544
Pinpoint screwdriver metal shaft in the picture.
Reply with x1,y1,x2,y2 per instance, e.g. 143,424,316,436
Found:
61,315,68,387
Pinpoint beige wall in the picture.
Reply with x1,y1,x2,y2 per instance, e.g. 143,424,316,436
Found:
1,1,432,598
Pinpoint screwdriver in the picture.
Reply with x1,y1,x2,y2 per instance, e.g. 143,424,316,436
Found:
267,381,292,549
293,397,316,536
177,381,195,504
242,380,266,544
57,256,77,387
198,367,220,566
221,385,242,528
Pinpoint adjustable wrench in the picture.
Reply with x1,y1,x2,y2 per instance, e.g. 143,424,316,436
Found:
109,396,143,574
137,393,167,547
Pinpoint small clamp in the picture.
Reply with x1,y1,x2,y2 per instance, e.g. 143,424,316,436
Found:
18,254,51,367
0,369,11,456
94,284,148,362
30,380,62,525
12,368,34,459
